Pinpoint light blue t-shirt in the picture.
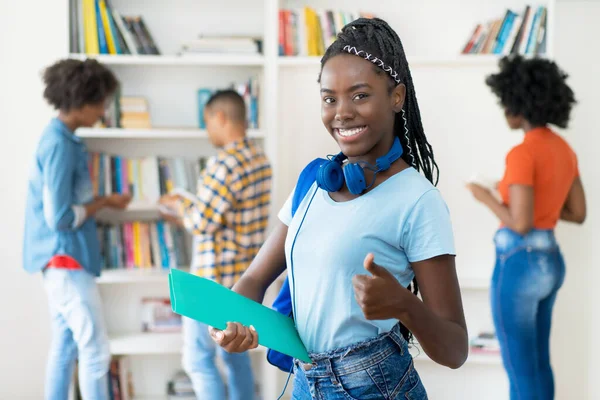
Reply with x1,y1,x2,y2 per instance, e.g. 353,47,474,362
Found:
278,167,456,353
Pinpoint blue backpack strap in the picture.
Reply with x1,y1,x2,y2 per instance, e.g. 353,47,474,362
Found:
291,157,326,214
267,158,325,372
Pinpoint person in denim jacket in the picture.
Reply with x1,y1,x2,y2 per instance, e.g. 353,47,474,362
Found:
467,55,587,399
209,18,469,399
23,59,131,400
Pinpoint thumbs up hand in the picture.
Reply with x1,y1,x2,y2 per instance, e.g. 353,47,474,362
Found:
352,253,410,321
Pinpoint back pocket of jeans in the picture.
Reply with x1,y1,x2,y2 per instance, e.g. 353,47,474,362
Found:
403,373,428,400
336,368,387,400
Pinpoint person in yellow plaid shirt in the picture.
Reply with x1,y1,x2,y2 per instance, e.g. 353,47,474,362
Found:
160,90,271,400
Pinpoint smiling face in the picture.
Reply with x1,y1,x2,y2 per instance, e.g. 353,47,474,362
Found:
320,53,405,162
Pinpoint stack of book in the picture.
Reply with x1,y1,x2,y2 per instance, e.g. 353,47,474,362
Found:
120,97,151,129
470,331,501,354
461,5,548,55
141,297,182,333
100,96,152,129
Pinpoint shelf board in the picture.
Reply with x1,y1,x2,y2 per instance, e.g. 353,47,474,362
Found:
76,127,264,139
277,54,505,68
109,332,265,355
97,268,188,284
69,53,265,67
110,332,182,355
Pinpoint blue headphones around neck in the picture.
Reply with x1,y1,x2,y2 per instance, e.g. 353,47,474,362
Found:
316,137,404,195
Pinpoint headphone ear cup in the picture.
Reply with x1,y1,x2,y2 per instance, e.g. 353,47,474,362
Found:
316,160,344,192
344,163,367,195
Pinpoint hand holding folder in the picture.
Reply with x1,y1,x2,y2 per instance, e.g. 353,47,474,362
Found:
168,269,311,363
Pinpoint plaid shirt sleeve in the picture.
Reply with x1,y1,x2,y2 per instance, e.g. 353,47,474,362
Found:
178,159,238,235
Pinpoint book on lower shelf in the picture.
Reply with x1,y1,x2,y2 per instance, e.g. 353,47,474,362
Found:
97,221,189,269
461,5,548,56
141,297,182,333
470,331,501,355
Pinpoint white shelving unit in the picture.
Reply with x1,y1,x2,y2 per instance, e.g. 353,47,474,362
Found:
64,0,554,398
76,127,265,139
110,331,266,356
69,53,265,66
96,268,187,284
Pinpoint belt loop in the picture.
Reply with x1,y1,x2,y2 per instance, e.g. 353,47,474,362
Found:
388,324,406,355
325,358,339,385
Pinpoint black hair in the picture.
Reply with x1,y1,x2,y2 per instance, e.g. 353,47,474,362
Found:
319,17,438,342
206,89,247,124
42,58,119,111
485,55,576,128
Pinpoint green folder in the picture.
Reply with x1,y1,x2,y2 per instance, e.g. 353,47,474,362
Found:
168,269,311,363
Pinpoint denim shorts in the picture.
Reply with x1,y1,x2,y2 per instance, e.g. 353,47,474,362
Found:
292,323,427,399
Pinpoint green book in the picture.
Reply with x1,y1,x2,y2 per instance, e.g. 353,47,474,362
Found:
168,269,311,363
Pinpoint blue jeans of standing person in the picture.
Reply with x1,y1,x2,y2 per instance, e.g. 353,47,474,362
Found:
42,268,111,400
292,323,427,399
182,317,255,400
491,228,566,400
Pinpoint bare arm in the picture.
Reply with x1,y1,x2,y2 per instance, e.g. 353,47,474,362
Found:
352,254,467,369
467,183,534,235
209,221,289,353
231,221,289,303
397,256,468,369
560,177,586,224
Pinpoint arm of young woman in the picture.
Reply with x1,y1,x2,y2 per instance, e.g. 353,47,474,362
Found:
353,253,468,369
466,183,534,235
560,176,586,224
209,221,289,353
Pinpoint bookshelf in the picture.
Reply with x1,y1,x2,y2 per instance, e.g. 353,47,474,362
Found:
76,127,265,139
65,0,555,398
69,53,266,66
96,268,188,284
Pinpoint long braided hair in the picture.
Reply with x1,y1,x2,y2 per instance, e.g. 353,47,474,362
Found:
319,18,440,342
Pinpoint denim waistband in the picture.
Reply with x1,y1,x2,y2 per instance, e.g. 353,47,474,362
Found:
295,323,408,378
494,228,558,256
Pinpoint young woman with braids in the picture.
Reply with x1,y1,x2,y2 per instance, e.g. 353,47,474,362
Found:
467,55,586,399
210,18,468,399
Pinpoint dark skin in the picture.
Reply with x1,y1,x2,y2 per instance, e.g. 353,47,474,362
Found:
467,112,587,233
210,54,469,369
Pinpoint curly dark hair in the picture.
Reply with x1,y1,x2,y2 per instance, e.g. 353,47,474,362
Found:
42,58,119,111
485,55,576,128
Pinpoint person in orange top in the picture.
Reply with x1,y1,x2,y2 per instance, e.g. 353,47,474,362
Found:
467,55,586,400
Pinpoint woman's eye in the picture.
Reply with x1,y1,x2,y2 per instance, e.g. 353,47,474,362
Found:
353,93,369,101
323,97,335,104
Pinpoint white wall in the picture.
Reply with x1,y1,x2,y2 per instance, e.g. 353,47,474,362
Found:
552,2,600,399
0,0,67,398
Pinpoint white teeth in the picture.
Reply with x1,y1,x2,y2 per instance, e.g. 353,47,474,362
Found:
338,126,365,137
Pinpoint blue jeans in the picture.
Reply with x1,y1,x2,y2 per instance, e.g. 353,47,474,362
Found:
292,323,427,399
182,317,255,400
491,228,566,400
42,268,110,400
